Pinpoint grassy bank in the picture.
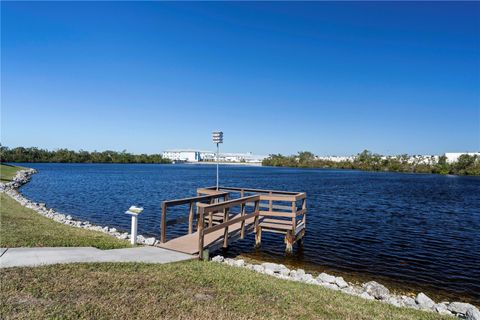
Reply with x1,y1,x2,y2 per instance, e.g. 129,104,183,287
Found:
0,164,130,249
0,163,27,182
0,261,452,320
0,193,130,249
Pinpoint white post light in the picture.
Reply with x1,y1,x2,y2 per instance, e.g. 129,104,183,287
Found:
125,206,144,245
212,131,223,190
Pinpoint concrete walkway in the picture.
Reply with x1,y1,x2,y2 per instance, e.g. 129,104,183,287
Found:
0,246,194,268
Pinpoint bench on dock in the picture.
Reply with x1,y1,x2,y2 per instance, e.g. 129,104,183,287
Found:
158,186,307,259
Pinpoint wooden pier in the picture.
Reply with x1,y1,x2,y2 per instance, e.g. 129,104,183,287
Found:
158,186,307,259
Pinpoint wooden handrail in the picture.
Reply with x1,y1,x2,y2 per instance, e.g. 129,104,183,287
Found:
163,193,228,207
201,195,260,213
198,186,302,196
198,195,260,259
203,211,258,235
160,192,228,243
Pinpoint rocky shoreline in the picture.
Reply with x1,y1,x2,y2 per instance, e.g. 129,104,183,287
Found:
2,168,479,319
211,256,479,319
0,168,158,246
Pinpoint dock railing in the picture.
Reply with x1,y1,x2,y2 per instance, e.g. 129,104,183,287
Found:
198,186,307,251
198,195,260,260
160,192,229,243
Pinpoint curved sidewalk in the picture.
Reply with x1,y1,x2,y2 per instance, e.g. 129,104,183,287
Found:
0,246,194,268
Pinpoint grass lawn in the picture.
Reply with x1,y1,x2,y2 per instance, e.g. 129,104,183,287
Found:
0,261,452,320
0,163,27,182
1,163,129,249
0,191,130,249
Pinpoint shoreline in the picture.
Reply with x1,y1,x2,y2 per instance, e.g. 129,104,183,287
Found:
0,168,158,246
211,256,480,319
2,167,479,319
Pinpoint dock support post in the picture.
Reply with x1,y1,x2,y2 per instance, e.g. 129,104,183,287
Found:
255,228,262,248
285,231,294,253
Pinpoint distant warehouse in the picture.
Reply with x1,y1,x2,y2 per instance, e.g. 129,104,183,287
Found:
444,152,480,163
162,150,265,163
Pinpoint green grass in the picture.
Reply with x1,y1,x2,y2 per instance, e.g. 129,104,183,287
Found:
0,193,130,249
0,163,27,182
0,261,453,320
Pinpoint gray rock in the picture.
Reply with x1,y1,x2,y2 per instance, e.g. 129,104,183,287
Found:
341,286,363,296
144,237,156,246
109,228,117,233
435,303,452,316
335,277,348,288
362,281,390,300
253,265,264,273
359,292,375,300
317,272,336,284
448,302,477,315
233,259,245,267
279,268,291,276
320,283,339,290
211,255,224,263
224,258,235,266
466,306,480,320
261,262,282,273
264,269,275,276
415,292,435,310
301,273,314,282
66,215,72,220
386,296,402,308
245,263,254,270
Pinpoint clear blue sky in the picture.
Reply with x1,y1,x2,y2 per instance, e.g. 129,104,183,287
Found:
2,2,479,156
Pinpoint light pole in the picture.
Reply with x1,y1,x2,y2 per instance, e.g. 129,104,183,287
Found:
212,131,223,190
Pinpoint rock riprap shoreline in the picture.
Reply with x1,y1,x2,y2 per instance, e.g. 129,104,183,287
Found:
211,256,480,320
0,168,158,246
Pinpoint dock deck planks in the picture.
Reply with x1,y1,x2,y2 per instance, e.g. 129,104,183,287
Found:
158,213,256,255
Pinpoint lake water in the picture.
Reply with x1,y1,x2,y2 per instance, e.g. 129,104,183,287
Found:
18,163,480,303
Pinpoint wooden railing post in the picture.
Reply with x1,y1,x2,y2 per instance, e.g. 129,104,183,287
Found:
268,191,273,211
254,199,261,247
161,202,167,243
198,206,205,260
188,201,194,234
223,207,229,248
291,200,296,232
302,197,307,226
240,202,246,239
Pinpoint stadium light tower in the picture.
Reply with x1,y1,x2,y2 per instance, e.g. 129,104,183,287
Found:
212,131,223,190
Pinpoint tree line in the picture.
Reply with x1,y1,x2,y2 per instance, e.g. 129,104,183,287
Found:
0,146,171,164
262,150,480,176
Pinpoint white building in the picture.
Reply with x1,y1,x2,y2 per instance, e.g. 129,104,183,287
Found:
162,150,203,162
162,150,266,163
315,156,355,162
219,152,266,163
445,152,480,163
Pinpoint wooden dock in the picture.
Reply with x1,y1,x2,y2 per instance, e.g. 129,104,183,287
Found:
158,186,307,259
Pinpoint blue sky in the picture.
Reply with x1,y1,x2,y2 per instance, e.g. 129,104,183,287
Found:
2,2,479,156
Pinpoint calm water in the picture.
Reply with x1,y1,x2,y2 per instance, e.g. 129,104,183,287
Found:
18,163,480,303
